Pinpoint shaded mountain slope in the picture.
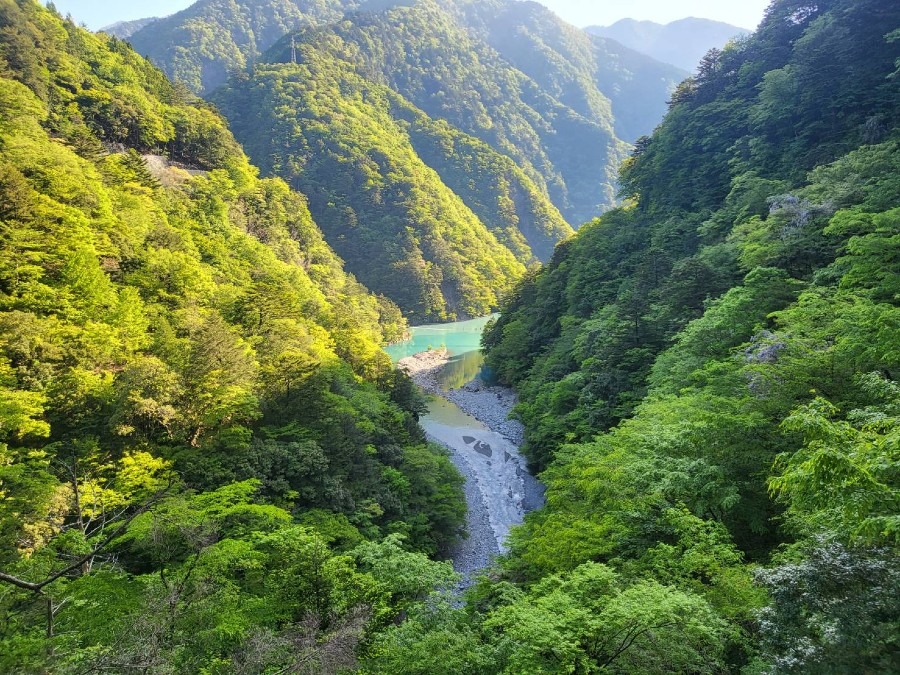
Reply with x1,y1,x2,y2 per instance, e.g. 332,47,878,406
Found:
215,52,548,322
130,0,684,226
456,0,688,142
264,0,627,225
487,0,900,470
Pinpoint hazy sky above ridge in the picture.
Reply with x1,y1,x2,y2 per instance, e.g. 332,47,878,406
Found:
50,0,193,29
538,0,768,30
50,0,769,31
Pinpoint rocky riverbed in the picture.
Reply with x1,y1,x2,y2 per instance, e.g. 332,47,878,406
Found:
398,349,544,582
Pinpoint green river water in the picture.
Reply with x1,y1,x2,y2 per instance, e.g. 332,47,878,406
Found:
384,315,496,389
385,315,540,567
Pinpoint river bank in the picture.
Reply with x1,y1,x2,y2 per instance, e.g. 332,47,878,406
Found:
398,349,544,580
397,349,523,445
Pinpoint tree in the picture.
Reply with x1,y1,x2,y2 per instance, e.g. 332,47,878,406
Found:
756,541,900,674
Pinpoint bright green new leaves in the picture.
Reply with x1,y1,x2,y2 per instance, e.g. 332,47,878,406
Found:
483,1,900,671
367,564,730,674
0,3,469,671
772,390,900,545
485,564,728,674
0,358,49,443
828,208,900,304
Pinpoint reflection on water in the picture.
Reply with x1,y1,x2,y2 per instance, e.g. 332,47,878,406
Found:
439,349,486,389
424,396,488,428
385,315,497,362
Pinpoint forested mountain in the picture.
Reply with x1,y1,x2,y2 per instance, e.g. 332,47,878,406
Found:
0,1,466,670
205,0,685,320
453,0,688,144
5,0,897,671
128,0,683,220
249,0,682,225
213,28,576,322
447,0,899,670
101,17,160,39
586,17,751,72
122,0,684,321
128,0,360,94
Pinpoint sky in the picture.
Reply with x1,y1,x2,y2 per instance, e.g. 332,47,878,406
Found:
50,0,770,32
50,0,194,29
538,0,769,30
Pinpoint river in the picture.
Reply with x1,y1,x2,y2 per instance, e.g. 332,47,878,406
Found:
385,315,496,389
389,318,543,582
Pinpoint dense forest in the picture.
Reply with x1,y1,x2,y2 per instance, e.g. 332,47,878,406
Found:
477,0,900,670
248,0,683,225
127,0,362,95
0,2,467,670
121,0,686,321
203,0,687,319
0,0,898,672
212,40,567,322
127,0,684,219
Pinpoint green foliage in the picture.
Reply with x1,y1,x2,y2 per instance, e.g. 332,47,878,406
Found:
363,600,498,674
252,0,654,226
480,0,900,670
0,2,467,670
486,0,900,472
127,0,359,95
214,55,532,321
128,0,687,319
134,0,683,229
2,0,899,670
486,566,729,674
755,541,900,674
369,563,730,674
772,389,899,545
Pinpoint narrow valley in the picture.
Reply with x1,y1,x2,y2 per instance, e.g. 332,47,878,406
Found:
393,325,544,582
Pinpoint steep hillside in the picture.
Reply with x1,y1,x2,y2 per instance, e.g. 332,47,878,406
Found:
456,0,688,143
586,17,751,71
0,2,465,669
128,0,360,94
352,0,900,671
128,0,683,225
214,52,539,322
461,0,899,669
487,0,900,468
101,16,160,39
264,0,674,224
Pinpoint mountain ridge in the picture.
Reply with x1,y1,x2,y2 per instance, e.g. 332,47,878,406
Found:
120,0,684,318
586,16,751,71
100,16,160,38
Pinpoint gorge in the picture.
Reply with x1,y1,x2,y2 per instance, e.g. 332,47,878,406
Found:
391,320,544,582
0,0,897,672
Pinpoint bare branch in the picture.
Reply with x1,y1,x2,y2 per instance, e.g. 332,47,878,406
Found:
0,484,172,595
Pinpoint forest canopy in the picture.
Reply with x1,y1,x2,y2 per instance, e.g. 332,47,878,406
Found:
476,0,900,671
0,0,897,672
0,1,465,670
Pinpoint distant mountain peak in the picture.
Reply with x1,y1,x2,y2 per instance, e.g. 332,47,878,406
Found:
585,17,750,72
594,16,749,32
100,16,160,39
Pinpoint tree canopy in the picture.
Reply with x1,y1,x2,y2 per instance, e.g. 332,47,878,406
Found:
0,2,465,669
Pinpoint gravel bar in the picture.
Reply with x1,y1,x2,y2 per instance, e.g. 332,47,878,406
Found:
398,350,545,583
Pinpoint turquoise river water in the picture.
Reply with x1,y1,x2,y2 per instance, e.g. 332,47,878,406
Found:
384,315,497,389
385,315,536,572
